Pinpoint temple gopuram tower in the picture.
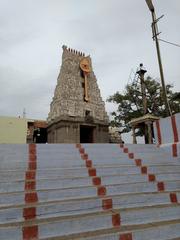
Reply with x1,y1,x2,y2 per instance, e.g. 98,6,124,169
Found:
47,45,109,143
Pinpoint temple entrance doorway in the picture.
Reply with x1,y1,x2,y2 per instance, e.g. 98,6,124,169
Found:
80,125,94,143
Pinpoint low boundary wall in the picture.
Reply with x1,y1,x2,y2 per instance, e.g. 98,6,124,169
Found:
153,113,180,157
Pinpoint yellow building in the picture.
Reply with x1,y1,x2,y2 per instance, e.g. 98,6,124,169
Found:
0,116,47,144
0,116,27,143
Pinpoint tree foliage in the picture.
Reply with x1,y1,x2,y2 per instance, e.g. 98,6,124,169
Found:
107,76,180,134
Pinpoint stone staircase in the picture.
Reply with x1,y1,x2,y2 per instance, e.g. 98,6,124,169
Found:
0,143,180,240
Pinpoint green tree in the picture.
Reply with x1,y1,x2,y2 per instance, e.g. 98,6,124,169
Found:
107,76,180,135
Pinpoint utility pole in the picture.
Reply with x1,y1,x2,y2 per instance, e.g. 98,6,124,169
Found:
137,64,148,115
23,108,26,118
145,0,172,116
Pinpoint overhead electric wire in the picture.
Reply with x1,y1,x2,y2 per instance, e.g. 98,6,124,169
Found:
158,38,180,48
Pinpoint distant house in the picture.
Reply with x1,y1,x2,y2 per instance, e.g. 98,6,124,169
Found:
0,116,47,144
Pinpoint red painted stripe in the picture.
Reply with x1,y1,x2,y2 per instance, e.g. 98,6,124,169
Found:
28,162,37,170
76,143,81,148
77,145,122,231
25,192,38,203
97,186,107,197
170,193,178,203
92,177,101,186
172,143,178,157
135,159,142,166
119,233,133,240
171,115,179,142
29,154,37,162
77,144,120,231
157,182,165,191
81,153,88,160
102,198,113,210
25,171,36,180
123,148,128,153
23,207,36,220
23,226,38,240
86,160,92,168
141,166,148,174
155,120,162,145
112,213,121,227
79,147,85,154
128,153,134,159
88,168,97,177
25,181,36,191
23,144,38,240
148,174,156,182
120,146,167,194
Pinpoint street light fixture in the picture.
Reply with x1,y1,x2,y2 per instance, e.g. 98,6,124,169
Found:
145,0,172,116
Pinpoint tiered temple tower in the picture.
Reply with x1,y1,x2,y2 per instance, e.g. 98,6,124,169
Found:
47,45,109,143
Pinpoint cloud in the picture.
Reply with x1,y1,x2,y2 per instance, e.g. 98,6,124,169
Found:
0,66,56,119
0,0,179,120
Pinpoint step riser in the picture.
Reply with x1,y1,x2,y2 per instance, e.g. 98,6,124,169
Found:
0,192,176,224
1,181,180,206
1,166,180,182
1,207,180,239
84,223,180,240
0,182,180,207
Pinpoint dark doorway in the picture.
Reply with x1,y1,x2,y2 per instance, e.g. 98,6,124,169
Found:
33,128,47,143
80,125,94,143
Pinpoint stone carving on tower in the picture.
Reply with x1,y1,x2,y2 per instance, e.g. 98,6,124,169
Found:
47,45,109,143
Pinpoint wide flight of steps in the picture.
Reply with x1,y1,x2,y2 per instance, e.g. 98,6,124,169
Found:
0,143,180,240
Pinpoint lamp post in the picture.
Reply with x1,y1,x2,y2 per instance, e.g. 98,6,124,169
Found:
145,0,172,116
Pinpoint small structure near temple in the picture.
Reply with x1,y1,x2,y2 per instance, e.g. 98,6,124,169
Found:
47,45,109,143
129,113,159,144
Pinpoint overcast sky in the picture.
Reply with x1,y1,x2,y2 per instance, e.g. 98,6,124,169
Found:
0,0,179,120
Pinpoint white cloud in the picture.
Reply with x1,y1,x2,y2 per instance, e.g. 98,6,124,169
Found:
0,0,179,120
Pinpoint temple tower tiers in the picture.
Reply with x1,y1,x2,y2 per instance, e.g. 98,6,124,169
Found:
47,45,109,143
